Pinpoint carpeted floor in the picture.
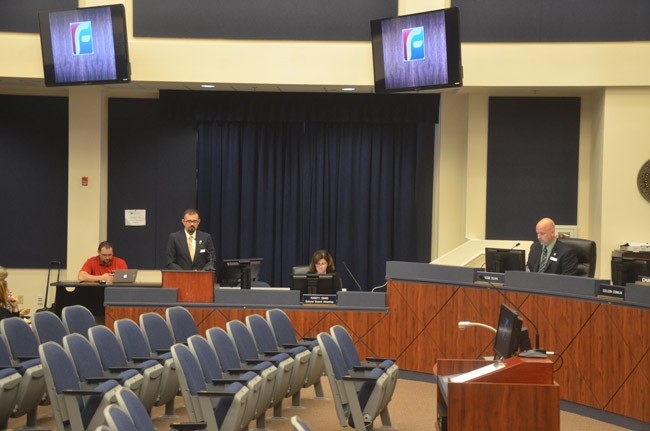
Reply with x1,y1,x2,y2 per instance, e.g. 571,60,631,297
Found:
8,376,637,430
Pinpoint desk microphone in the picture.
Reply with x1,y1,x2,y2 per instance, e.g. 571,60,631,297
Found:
510,242,521,250
477,274,541,351
342,261,363,291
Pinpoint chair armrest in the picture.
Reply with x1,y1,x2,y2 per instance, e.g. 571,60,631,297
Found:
63,389,103,396
352,365,376,371
212,378,248,384
244,359,267,365
343,375,377,382
108,366,139,372
17,356,39,361
280,342,311,348
154,348,171,354
169,422,207,431
84,377,115,384
196,390,235,398
365,356,395,362
302,337,317,342
226,368,259,374
262,350,285,356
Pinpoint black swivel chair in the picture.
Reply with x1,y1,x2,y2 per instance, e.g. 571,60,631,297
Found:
559,237,597,277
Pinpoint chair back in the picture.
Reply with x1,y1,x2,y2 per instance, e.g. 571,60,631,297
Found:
104,404,138,431
330,325,362,370
32,311,68,345
115,387,157,431
139,312,174,353
226,320,261,361
266,308,300,346
246,314,279,353
62,333,105,381
205,327,243,371
88,325,129,369
559,237,597,277
292,265,310,275
166,306,199,343
1,317,40,362
62,305,96,338
115,318,153,360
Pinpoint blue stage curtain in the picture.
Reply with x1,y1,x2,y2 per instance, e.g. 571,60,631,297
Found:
196,121,434,290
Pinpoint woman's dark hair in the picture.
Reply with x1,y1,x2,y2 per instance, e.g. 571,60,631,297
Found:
308,249,335,273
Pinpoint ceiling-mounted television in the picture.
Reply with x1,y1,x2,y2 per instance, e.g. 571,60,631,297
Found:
371,7,462,93
38,4,131,87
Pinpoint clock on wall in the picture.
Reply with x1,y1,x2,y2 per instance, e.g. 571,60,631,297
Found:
638,160,650,203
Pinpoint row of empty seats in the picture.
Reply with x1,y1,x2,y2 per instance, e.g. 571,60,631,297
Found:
0,304,397,430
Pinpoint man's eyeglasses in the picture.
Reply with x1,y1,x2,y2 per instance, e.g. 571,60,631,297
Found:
183,220,200,225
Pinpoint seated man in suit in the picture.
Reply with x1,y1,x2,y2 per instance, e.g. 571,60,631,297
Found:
166,209,216,271
526,217,578,275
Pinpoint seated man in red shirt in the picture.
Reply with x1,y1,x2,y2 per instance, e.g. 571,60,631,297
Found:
78,241,128,282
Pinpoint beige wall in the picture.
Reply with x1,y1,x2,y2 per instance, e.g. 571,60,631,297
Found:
1,0,649,309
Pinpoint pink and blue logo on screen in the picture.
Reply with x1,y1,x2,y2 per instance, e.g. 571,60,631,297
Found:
402,26,425,61
70,21,93,56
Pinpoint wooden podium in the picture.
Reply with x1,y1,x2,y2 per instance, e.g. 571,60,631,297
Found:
162,270,214,302
434,357,559,431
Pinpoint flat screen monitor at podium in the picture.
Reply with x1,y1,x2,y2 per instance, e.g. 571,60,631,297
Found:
493,304,523,360
485,248,526,273
217,258,263,289
291,273,337,297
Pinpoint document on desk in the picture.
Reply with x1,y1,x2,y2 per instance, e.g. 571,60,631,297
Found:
449,362,506,383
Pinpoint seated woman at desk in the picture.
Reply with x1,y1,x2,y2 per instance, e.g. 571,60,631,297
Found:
308,249,343,291
0,266,29,321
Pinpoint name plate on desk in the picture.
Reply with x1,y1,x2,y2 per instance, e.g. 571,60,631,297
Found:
597,284,625,301
474,271,505,285
302,294,337,306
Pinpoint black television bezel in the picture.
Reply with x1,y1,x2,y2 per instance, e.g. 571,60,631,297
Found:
611,256,650,286
38,4,131,87
290,273,337,297
370,7,462,93
217,258,263,289
484,248,526,273
493,304,523,360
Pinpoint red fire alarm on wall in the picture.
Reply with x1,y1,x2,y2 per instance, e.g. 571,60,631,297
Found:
81,176,89,186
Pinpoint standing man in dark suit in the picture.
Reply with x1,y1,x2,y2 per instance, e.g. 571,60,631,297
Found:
166,209,216,271
526,217,578,275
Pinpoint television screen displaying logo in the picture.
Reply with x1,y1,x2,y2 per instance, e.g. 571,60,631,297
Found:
402,26,425,61
70,21,93,56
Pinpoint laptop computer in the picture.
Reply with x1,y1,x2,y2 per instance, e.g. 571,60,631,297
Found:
111,269,138,283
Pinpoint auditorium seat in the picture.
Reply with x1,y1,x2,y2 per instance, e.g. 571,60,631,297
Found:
225,320,295,419
559,237,597,277
0,317,47,429
39,341,120,431
171,343,249,431
266,308,325,398
205,326,277,430
317,332,392,431
31,310,68,345
62,305,97,338
114,318,179,415
187,335,264,428
88,325,164,414
166,306,199,344
245,314,311,407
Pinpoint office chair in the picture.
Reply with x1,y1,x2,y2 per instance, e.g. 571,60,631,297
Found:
559,237,597,277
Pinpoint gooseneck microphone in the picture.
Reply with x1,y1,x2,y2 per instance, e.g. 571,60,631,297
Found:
478,274,541,350
342,261,363,291
510,242,521,250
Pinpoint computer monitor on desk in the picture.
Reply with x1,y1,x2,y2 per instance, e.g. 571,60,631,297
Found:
217,258,263,290
291,273,337,297
485,248,526,273
611,257,650,286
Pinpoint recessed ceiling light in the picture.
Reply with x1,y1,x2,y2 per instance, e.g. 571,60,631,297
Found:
341,87,356,91
201,84,215,88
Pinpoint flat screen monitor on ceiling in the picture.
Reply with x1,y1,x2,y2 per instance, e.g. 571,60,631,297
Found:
370,7,462,93
38,4,131,87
